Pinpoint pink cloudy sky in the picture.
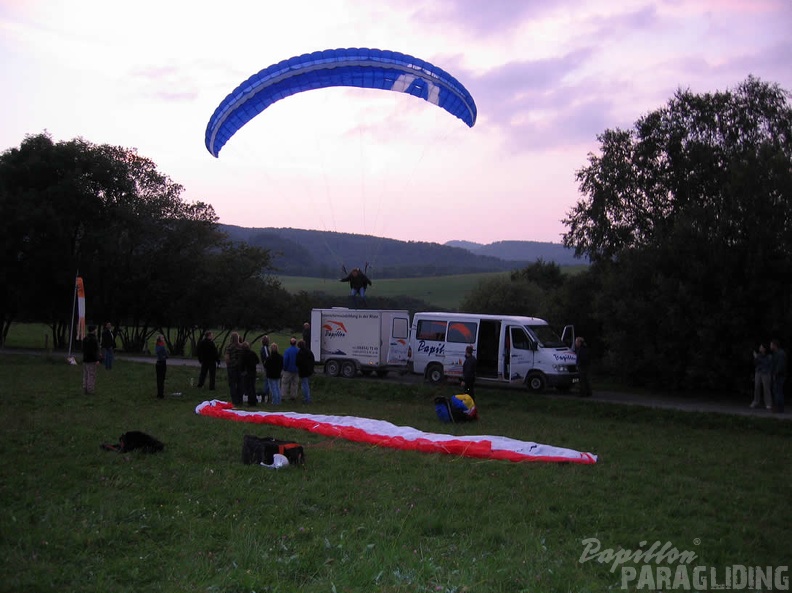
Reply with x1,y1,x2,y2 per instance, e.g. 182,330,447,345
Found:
1,0,790,244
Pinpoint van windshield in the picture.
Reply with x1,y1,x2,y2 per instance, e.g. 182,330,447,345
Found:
525,324,565,348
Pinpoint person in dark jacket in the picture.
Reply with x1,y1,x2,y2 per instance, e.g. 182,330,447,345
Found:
225,332,243,406
752,343,773,409
264,343,284,405
770,339,787,413
461,345,477,397
155,334,168,399
574,336,592,397
82,325,100,394
196,331,220,390
340,267,372,299
100,322,116,370
296,339,315,404
259,335,271,401
239,341,260,406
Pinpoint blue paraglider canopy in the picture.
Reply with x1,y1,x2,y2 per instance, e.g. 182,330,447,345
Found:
205,47,477,157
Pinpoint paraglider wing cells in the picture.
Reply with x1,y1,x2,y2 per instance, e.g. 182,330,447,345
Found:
205,47,477,157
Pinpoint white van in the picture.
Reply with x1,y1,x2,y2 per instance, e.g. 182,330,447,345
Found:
408,312,578,392
310,308,410,378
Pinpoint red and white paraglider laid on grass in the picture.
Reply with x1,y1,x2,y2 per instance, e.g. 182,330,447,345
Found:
195,400,598,464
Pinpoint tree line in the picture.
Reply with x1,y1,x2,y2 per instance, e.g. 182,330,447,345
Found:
462,77,792,393
0,134,301,355
2,76,789,393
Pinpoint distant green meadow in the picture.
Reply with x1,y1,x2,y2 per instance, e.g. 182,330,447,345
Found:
276,268,587,311
1,352,790,592
277,272,507,310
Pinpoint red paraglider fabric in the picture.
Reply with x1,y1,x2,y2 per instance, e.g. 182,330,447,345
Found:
195,400,597,464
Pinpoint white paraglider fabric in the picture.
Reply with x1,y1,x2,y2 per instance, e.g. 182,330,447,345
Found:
195,400,597,464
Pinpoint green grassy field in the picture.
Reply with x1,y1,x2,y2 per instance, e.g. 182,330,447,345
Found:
1,353,790,592
277,272,508,310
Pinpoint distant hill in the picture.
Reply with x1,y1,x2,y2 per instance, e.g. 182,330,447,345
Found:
445,240,581,265
220,225,585,278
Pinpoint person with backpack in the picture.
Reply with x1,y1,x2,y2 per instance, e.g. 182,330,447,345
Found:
296,339,316,404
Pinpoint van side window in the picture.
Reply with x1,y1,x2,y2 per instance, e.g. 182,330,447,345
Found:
447,322,476,343
510,327,531,350
416,320,447,341
392,318,409,340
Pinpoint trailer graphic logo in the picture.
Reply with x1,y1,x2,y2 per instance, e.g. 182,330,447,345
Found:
322,320,348,339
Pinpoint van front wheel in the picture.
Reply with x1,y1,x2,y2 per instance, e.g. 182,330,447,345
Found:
425,363,444,385
526,373,546,393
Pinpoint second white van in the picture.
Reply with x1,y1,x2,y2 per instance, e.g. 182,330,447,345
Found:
408,312,578,392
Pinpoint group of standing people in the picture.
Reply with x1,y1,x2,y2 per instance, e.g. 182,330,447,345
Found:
752,339,787,413
201,329,315,407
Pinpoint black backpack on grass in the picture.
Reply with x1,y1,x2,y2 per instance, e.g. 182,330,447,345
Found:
242,435,305,466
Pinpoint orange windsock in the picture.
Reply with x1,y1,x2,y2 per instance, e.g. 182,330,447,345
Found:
76,277,86,340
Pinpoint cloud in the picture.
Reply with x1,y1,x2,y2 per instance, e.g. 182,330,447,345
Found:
409,0,560,37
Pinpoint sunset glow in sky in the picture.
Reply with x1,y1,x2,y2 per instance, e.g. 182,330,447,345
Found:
1,0,790,244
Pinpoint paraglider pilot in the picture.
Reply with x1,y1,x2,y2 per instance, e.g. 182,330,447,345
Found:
340,266,372,299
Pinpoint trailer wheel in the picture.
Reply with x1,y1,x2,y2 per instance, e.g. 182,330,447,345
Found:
425,363,444,384
324,360,340,377
340,361,357,379
526,372,546,393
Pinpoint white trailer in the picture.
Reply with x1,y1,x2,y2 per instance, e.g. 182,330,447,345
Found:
310,308,410,378
408,312,578,392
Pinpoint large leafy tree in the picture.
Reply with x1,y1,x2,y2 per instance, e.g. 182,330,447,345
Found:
0,134,110,344
563,77,792,390
0,133,230,347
